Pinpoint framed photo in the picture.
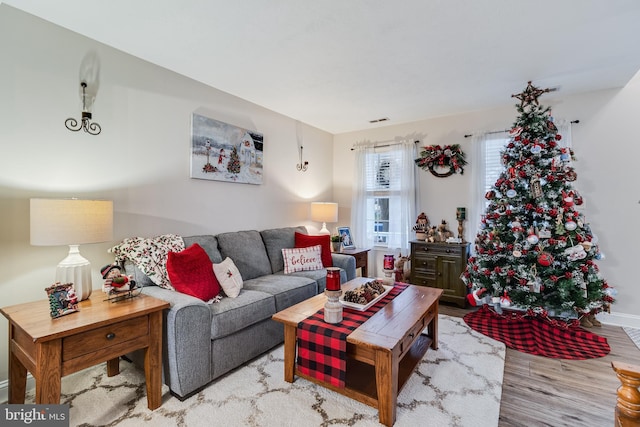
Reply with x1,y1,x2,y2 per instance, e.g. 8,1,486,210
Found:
337,226,355,249
45,283,79,318
190,113,264,185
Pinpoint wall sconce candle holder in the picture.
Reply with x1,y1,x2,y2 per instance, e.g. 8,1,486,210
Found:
297,145,308,171
65,82,101,135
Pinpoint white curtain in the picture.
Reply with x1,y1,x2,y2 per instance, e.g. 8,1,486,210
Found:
387,141,418,253
351,144,374,249
469,132,489,255
556,119,573,149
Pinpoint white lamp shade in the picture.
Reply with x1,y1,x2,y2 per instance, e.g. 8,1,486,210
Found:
30,199,113,246
310,202,338,235
310,202,338,223
30,198,113,301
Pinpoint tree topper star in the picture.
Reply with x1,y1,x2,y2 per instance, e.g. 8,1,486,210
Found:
512,81,551,107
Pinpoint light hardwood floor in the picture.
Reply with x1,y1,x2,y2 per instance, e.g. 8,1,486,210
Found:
439,303,640,427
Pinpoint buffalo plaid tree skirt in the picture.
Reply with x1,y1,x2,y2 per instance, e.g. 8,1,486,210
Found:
463,305,610,359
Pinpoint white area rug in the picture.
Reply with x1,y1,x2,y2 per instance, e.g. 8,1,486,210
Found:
624,327,640,351
26,315,505,426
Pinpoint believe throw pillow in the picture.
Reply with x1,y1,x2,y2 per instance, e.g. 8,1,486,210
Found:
167,243,221,301
294,232,332,267
282,245,324,274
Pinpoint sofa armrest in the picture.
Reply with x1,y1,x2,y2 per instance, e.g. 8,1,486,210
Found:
141,286,212,398
331,253,356,281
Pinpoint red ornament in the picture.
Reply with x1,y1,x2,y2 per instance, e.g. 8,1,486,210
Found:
537,252,554,267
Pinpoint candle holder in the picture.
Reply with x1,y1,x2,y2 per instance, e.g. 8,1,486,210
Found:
456,207,466,242
324,289,343,323
325,267,341,291
457,219,465,241
382,269,395,285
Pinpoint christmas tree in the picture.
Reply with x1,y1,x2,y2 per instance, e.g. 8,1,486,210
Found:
227,145,241,174
462,82,615,325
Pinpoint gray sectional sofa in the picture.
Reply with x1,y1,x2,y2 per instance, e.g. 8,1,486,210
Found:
124,226,356,399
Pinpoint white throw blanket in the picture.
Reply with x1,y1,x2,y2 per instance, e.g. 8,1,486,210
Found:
109,234,185,290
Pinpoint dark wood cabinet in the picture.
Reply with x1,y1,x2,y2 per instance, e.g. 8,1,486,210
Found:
410,241,470,307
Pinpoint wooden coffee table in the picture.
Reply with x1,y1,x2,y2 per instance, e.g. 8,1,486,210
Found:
1,293,169,410
272,278,443,426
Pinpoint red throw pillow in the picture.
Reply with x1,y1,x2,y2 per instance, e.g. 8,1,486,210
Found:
294,232,332,267
167,243,221,301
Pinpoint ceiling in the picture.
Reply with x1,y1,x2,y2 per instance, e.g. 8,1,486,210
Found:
5,0,640,134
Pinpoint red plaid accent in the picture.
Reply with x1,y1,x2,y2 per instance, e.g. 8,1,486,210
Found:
297,284,408,388
464,305,610,360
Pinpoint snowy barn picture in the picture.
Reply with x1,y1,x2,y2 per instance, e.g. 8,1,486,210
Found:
190,113,264,184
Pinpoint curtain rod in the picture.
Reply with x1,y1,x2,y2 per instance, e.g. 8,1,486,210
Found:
464,119,580,138
350,140,420,151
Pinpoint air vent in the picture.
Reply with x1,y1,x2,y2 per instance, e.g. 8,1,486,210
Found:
369,117,389,123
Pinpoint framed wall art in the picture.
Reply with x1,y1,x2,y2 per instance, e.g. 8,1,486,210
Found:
337,226,355,249
190,113,264,184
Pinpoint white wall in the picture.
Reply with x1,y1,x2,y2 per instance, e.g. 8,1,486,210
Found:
0,5,335,383
334,82,640,327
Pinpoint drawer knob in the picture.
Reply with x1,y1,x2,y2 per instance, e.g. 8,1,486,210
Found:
106,332,116,340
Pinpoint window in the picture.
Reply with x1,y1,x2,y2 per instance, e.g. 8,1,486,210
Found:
352,141,416,252
483,137,509,207
364,150,401,247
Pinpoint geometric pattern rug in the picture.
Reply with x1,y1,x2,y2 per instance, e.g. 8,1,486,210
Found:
624,326,640,351
25,315,505,427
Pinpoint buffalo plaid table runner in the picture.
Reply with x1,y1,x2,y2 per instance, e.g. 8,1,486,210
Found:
464,305,610,359
297,283,408,388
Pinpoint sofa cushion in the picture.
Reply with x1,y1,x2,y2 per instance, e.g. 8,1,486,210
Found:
276,268,347,293
294,232,332,267
242,274,317,311
167,243,221,301
260,226,307,273
183,235,223,263
209,289,276,340
213,257,243,298
282,245,324,274
216,230,272,280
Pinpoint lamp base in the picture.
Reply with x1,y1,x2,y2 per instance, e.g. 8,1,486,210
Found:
318,222,330,235
55,245,92,301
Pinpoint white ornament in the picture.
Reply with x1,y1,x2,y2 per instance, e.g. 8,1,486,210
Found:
565,220,577,231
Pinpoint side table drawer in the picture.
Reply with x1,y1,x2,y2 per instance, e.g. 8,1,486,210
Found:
415,245,463,256
399,314,429,358
63,316,149,361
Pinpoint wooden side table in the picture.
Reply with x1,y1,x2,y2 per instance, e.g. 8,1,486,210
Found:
0,293,169,410
341,247,371,277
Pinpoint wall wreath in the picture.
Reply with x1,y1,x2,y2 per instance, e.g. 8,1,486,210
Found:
415,144,467,177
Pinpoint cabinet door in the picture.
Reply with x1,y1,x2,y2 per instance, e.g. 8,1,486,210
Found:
438,256,460,294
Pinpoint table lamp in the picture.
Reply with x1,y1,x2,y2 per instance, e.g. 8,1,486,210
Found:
310,202,338,235
30,198,113,301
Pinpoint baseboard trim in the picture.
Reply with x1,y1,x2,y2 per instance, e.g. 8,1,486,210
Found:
0,374,35,404
596,311,640,329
